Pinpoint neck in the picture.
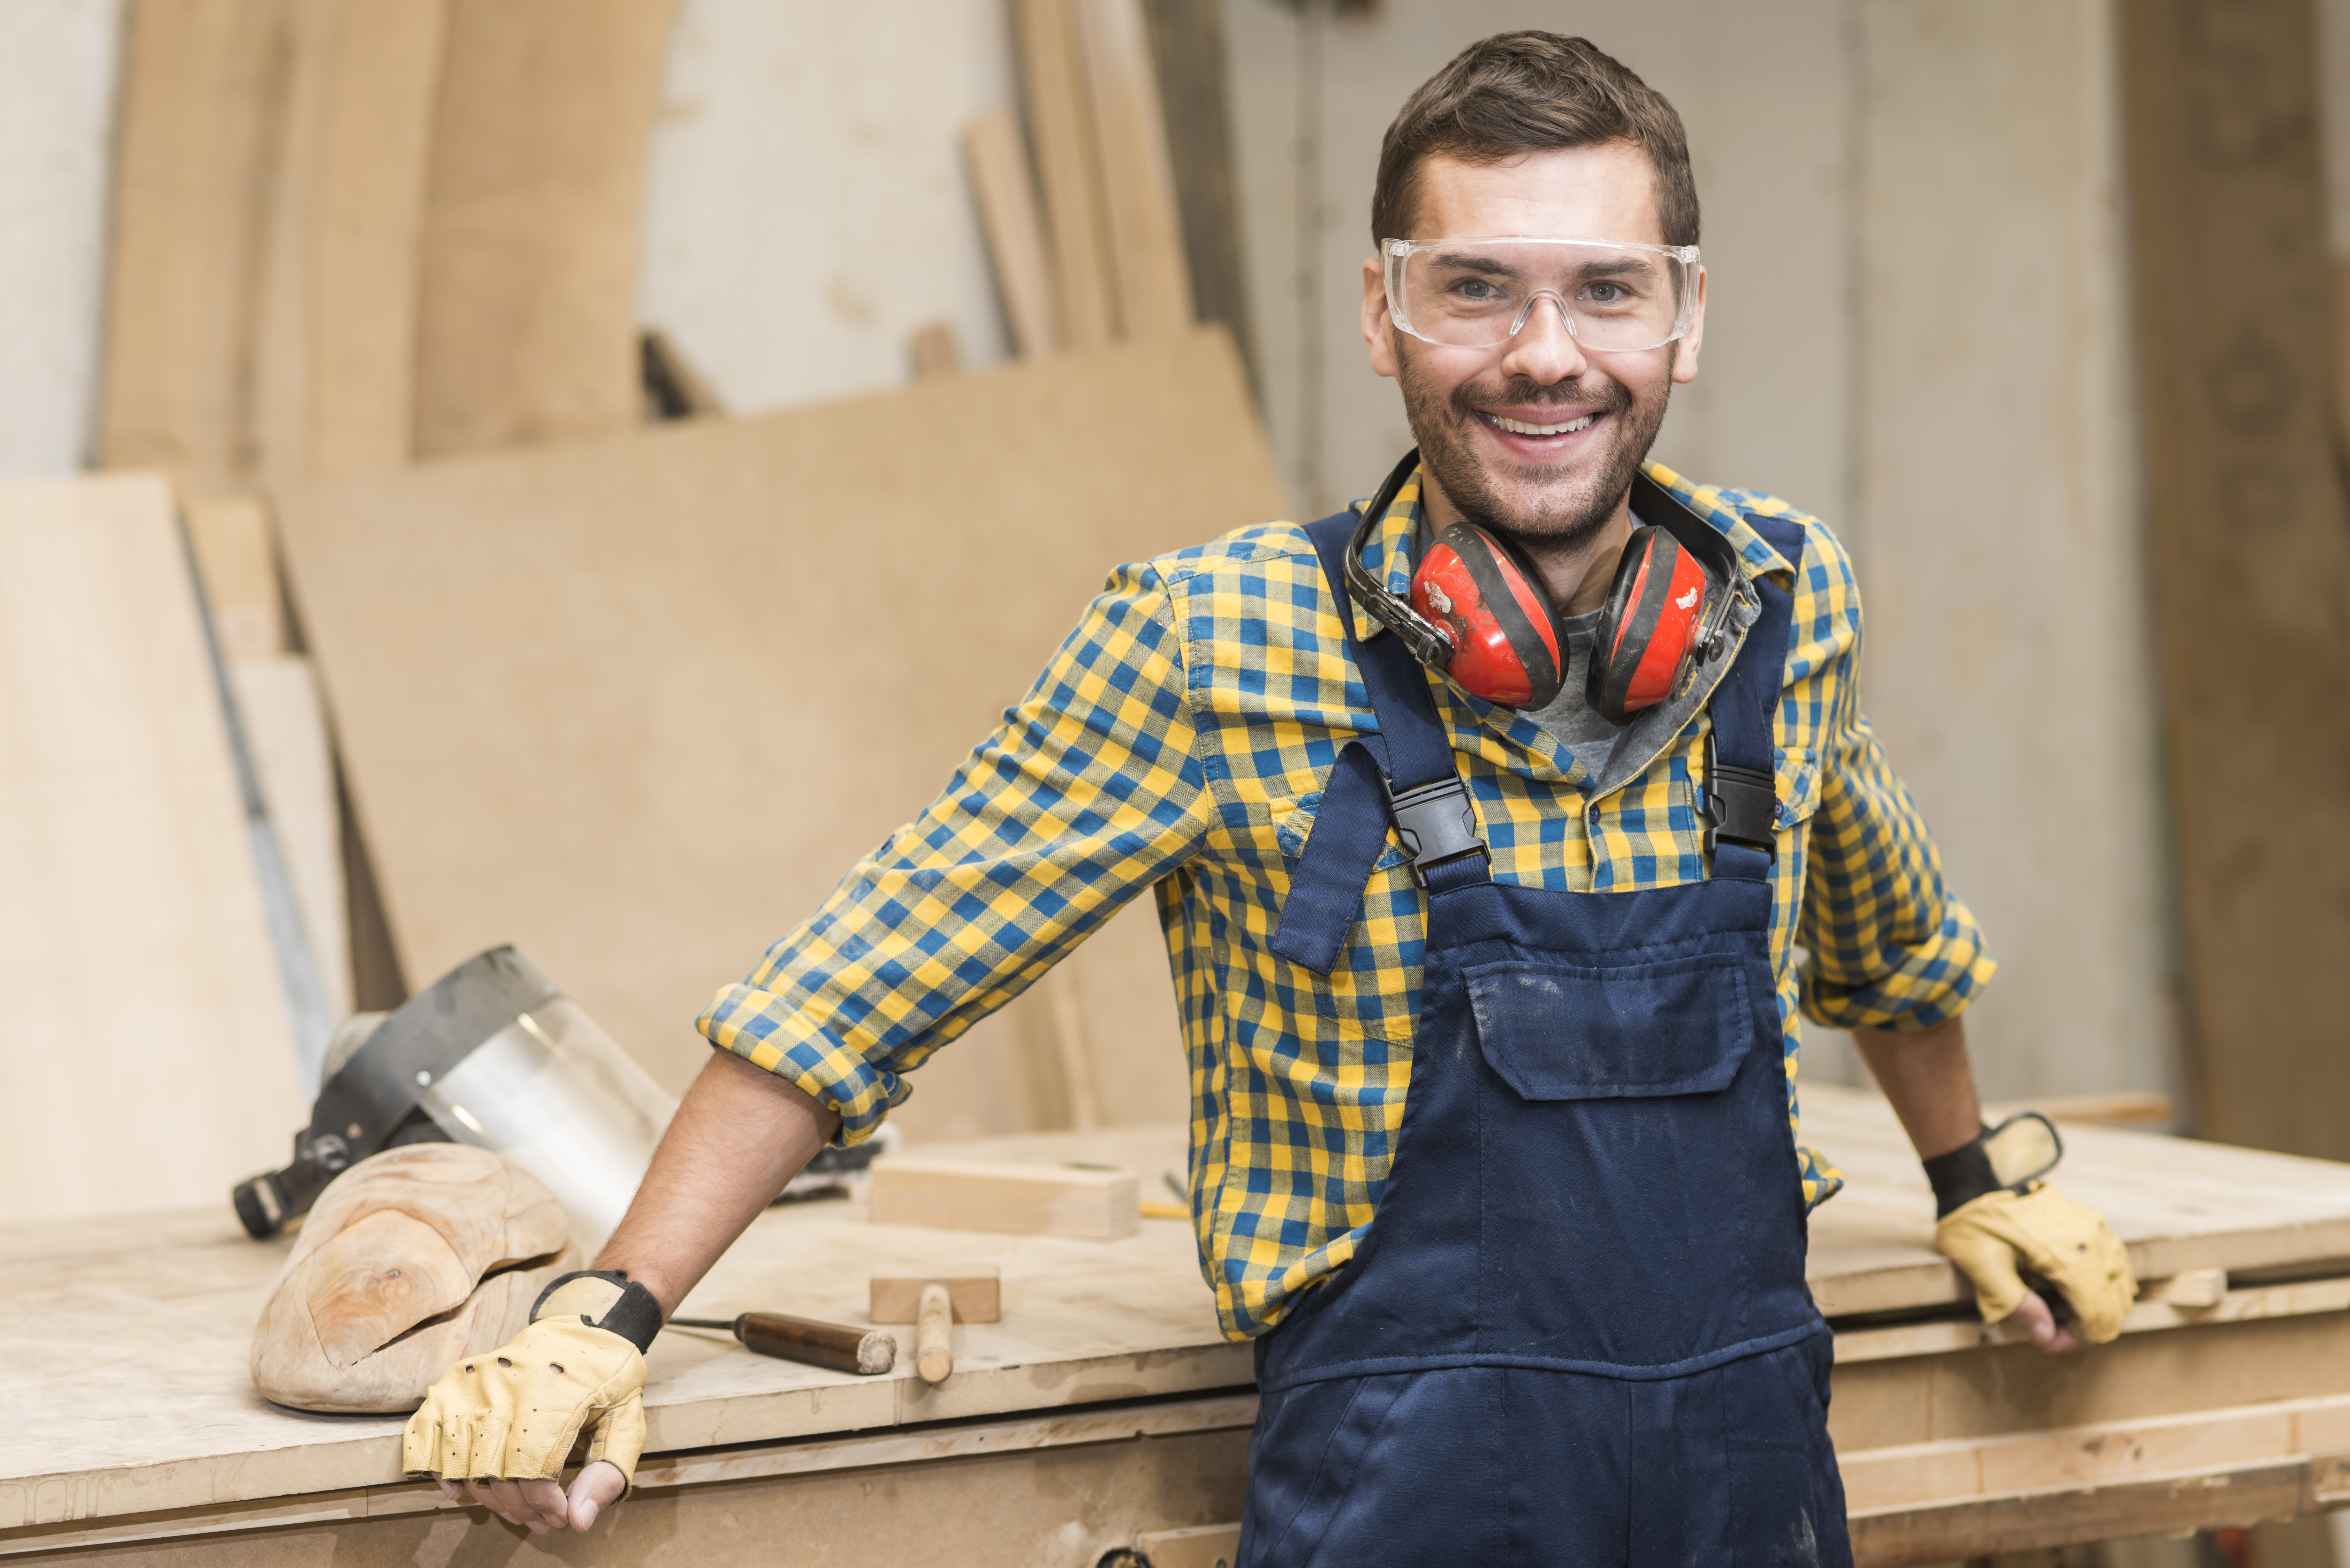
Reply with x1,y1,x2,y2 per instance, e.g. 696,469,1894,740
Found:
1419,472,1634,618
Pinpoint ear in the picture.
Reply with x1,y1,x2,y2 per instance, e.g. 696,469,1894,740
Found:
1362,255,1399,380
1671,265,1707,385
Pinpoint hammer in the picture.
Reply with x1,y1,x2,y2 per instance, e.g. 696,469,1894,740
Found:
870,1264,1000,1384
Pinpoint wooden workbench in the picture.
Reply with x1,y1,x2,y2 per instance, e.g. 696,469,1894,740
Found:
11,1088,2350,1565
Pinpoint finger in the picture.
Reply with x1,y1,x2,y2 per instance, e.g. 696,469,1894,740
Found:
435,1478,463,1502
461,1478,504,1519
487,1479,548,1533
2010,1291,2086,1354
569,1460,630,1531
518,1478,571,1532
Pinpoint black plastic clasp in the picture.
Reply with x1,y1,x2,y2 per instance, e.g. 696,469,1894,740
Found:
1384,775,1490,887
1702,731,1778,862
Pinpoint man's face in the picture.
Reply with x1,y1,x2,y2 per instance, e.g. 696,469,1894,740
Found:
1360,143,1706,552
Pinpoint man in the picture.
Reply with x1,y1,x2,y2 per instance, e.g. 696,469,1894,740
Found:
404,32,2134,1563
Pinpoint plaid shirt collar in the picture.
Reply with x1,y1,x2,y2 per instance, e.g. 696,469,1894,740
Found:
1352,458,1800,790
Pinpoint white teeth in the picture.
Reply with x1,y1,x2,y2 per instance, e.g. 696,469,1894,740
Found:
1490,413,1596,437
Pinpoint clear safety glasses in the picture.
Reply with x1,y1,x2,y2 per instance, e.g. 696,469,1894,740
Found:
1383,236,1702,352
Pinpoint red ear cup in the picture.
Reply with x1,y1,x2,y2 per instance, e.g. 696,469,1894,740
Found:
1409,524,1563,707
1589,525,1709,725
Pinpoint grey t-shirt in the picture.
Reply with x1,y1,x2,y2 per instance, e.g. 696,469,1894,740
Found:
1530,607,1627,783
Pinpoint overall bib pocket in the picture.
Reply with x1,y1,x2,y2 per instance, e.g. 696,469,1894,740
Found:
1464,954,1755,1100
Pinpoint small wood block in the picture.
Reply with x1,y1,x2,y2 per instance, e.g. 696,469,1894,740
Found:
870,1263,1001,1324
1138,1523,1242,1568
2150,1266,2228,1308
868,1157,1139,1240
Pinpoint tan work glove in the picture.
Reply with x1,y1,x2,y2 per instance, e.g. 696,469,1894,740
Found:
403,1270,656,1490
1936,1181,2137,1345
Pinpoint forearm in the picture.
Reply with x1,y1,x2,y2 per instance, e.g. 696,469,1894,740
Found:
593,1049,841,1315
1852,1014,1982,1162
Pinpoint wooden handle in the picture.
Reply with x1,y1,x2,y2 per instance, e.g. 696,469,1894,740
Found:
735,1312,896,1376
915,1284,953,1384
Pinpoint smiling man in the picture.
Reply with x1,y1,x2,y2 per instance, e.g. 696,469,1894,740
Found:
403,32,2136,1565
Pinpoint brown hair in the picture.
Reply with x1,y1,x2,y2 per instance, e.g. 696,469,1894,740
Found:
1370,33,1699,249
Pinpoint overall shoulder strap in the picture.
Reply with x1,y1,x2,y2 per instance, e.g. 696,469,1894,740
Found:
1703,512,1804,883
1271,513,1489,976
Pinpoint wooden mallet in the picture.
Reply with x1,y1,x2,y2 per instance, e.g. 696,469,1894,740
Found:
870,1264,1000,1384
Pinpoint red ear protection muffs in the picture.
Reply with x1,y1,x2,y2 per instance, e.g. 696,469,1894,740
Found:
1343,448,1738,723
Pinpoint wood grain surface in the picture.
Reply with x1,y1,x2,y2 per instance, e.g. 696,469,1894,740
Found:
0,473,305,1226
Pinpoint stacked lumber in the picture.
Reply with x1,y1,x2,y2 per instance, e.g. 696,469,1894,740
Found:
968,0,1198,359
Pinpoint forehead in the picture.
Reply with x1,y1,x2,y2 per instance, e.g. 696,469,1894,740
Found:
1406,144,1662,245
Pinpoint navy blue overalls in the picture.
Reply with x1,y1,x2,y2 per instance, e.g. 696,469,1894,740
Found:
1235,507,1851,1567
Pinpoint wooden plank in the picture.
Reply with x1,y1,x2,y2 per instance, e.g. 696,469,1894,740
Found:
869,1158,1139,1239
2120,0,2350,1161
410,0,679,457
182,494,284,660
871,1264,1003,1324
1016,0,1118,346
1139,0,1253,381
1140,1522,1245,1568
1835,1273,2350,1364
963,109,1063,358
1076,0,1194,340
97,0,298,499
274,329,1277,1110
0,474,306,1225
252,0,448,486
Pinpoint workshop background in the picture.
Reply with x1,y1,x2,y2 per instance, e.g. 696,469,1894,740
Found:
3,1,2349,1563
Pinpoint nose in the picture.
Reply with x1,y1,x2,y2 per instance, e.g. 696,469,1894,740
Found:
1498,292,1588,387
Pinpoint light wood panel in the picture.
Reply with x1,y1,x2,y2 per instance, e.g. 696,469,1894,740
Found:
252,0,448,487
97,0,297,499
2121,0,2350,1160
964,109,1063,358
409,0,679,457
231,656,351,1018
182,495,284,660
1016,0,1118,347
1139,0,1253,379
1077,0,1194,340
0,474,305,1225
276,330,1277,1118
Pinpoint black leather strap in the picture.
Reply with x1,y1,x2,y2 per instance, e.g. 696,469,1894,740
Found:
531,1269,664,1353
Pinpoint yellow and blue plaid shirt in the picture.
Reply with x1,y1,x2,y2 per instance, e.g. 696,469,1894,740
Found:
700,461,1994,1339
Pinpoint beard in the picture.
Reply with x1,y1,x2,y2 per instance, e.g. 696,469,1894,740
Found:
1397,344,1673,556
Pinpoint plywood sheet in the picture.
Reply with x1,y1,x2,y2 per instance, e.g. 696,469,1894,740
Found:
232,656,350,1018
1078,0,1193,340
1017,0,1117,347
0,474,305,1224
409,0,678,457
277,329,1277,1123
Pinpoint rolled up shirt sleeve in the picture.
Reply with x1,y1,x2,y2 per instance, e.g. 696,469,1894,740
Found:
1798,702,1997,1032
695,559,1215,1143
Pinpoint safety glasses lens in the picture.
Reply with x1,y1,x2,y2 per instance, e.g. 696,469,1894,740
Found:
1397,241,1690,351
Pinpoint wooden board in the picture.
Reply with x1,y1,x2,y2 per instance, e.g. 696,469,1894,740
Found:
97,0,297,499
409,0,678,457
252,0,448,486
869,1158,1140,1240
231,656,352,1019
1017,0,1118,347
182,495,284,661
275,329,1281,1117
964,109,1063,359
0,474,305,1225
1077,0,1194,340
2120,0,2350,1161
1139,0,1253,378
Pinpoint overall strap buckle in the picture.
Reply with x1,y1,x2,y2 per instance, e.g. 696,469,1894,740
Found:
1384,775,1490,888
1702,730,1778,862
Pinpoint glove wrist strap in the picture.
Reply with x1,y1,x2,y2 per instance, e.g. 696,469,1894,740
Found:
1922,1128,2005,1219
530,1269,663,1353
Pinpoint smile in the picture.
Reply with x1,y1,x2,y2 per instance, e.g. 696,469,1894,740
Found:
1480,412,1597,437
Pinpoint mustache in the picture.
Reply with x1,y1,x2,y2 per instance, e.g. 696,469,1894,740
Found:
1450,374,1634,420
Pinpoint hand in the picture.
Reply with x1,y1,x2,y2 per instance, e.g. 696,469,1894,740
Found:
1935,1181,2136,1346
434,1459,630,1533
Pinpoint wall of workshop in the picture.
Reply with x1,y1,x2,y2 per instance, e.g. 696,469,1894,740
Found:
636,0,1018,416
0,0,122,477
1223,1,2175,1109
